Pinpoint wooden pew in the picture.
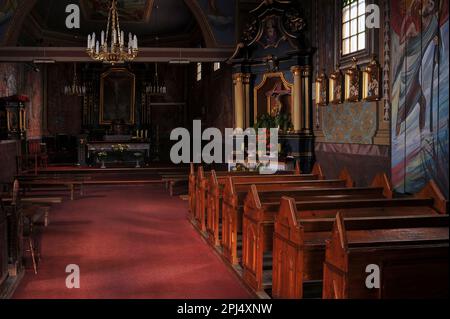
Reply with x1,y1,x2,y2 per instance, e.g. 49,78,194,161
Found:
219,167,349,265
193,167,302,233
208,172,328,247
242,180,392,292
323,212,449,299
189,161,305,223
202,163,324,241
19,179,85,201
272,181,446,299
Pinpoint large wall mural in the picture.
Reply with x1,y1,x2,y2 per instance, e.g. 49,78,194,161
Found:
391,0,449,197
197,0,235,46
0,0,20,42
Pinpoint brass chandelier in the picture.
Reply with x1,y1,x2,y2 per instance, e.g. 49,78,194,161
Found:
86,0,138,64
64,63,86,96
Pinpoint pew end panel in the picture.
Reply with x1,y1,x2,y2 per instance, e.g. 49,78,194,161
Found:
370,173,394,199
312,163,325,180
339,168,355,188
323,213,450,299
416,180,448,214
188,163,196,219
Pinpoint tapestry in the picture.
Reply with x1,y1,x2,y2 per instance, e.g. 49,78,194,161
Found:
391,0,449,196
322,102,377,144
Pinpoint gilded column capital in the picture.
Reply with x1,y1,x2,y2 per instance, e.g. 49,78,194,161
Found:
290,66,302,76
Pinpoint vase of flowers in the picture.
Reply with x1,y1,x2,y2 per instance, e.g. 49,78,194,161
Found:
97,151,108,169
133,152,143,168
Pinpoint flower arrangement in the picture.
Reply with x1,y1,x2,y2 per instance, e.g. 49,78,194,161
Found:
112,144,129,153
97,151,108,159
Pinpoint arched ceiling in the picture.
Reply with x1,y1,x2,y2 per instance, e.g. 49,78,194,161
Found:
20,0,203,47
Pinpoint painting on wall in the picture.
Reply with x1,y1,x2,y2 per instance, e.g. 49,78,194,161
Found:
258,16,285,49
197,0,235,46
81,0,151,21
0,0,20,44
100,68,135,125
391,0,449,197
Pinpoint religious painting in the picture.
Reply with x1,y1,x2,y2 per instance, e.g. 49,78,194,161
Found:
197,0,236,46
329,68,344,104
315,71,328,106
81,0,151,22
344,58,360,102
0,0,19,42
100,68,135,125
391,0,449,196
257,16,284,49
362,56,381,101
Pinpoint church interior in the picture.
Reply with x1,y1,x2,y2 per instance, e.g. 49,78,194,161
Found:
0,0,448,300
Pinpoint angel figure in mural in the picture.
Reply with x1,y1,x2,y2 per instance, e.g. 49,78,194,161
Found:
393,0,447,135
207,0,233,26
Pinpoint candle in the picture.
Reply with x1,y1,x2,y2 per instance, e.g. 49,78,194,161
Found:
101,30,105,45
87,34,91,49
96,41,99,54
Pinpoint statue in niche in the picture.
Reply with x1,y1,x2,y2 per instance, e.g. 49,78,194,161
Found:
266,82,291,116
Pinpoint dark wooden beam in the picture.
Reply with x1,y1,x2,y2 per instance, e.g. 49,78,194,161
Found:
0,47,234,63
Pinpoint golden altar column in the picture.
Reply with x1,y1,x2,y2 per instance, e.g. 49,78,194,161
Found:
233,73,250,129
290,66,303,132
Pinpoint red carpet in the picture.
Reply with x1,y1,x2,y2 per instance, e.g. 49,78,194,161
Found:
13,185,253,299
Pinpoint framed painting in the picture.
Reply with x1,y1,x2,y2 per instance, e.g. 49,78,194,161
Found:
329,66,344,104
100,68,135,125
345,57,360,102
315,70,328,106
362,56,381,101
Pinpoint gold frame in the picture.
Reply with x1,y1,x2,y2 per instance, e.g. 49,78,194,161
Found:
315,70,328,106
100,68,136,125
362,56,381,101
253,72,293,122
329,67,344,104
344,57,360,102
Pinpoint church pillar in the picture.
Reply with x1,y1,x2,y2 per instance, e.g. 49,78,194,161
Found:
290,66,303,132
232,73,250,129
301,66,312,132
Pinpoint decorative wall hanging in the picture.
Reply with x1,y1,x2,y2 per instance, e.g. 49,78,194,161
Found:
315,70,328,106
362,56,381,101
345,57,360,102
329,66,344,104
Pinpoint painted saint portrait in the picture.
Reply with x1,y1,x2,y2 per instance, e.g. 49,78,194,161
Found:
258,16,283,48
100,69,135,125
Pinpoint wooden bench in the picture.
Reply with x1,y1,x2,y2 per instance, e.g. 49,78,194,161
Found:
19,180,85,201
188,161,303,222
323,212,449,299
242,178,392,292
211,171,334,248
271,181,447,299
220,168,352,266
193,167,300,232
197,162,317,235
